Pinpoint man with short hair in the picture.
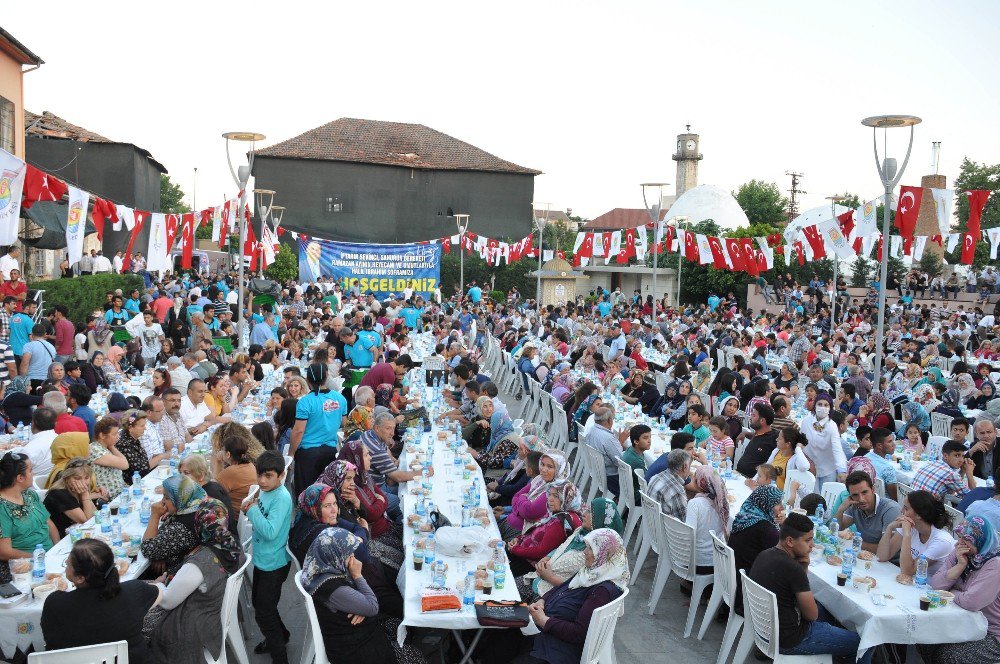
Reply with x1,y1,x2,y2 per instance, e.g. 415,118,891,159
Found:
79,249,94,276
9,300,36,365
52,305,75,364
21,324,55,389
140,395,171,467
159,387,191,452
361,411,426,517
969,419,999,481
359,353,413,391
749,513,866,661
67,384,96,439
44,389,87,434
12,406,57,477
168,355,193,393
771,395,795,431
180,379,221,435
736,403,779,478
911,440,977,500
585,406,627,496
833,470,901,554
647,449,690,519
864,428,899,501
92,251,113,274
607,324,627,362
137,310,164,368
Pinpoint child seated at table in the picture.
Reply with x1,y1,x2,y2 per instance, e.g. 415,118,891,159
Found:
681,404,711,445
745,463,778,489
900,422,927,455
705,416,735,461
799,493,827,518
852,425,873,458
949,417,971,446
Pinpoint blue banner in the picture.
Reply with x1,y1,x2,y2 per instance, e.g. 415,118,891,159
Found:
299,237,441,298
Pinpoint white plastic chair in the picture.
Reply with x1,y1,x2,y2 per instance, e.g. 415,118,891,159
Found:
204,555,252,664
580,587,629,664
615,458,641,549
732,570,832,663
945,503,965,535
698,532,744,664
583,445,608,504
631,490,663,586
294,570,331,664
931,413,954,438
28,641,129,663
632,469,649,553
819,481,845,513
784,469,816,508
873,477,886,498
926,435,948,459
657,514,714,637
896,482,914,505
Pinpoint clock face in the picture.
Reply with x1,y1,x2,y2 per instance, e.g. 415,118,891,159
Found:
686,139,696,150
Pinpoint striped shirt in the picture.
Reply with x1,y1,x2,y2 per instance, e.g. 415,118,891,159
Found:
911,460,967,500
0,342,12,385
360,429,398,485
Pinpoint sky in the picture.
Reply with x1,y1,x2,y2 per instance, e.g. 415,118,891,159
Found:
8,0,1000,229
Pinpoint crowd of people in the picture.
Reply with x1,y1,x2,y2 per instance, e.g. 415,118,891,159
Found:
0,250,998,663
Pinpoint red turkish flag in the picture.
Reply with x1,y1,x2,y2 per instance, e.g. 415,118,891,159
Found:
961,232,977,264
573,233,594,267
440,237,451,254
754,250,768,274
876,237,884,262
740,238,756,269
556,250,565,260
89,197,118,241
929,234,943,247
121,211,149,271
199,209,212,227
725,238,746,271
21,165,68,209
793,241,806,266
743,249,759,277
852,235,863,255
219,200,231,248
801,225,827,258
903,236,913,256
180,213,195,269
683,231,699,262
707,236,728,269
624,229,637,259
837,209,855,239
164,214,180,252
895,185,923,237
966,190,990,237
244,223,259,272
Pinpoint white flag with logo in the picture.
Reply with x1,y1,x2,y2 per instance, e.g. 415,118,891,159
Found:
696,234,713,265
635,226,648,261
931,188,954,237
889,234,904,259
592,233,605,257
818,217,854,259
0,149,26,245
987,228,1000,259
211,205,223,242
605,231,622,265
912,236,928,261
146,213,171,273
946,233,961,253
855,199,879,238
65,186,90,266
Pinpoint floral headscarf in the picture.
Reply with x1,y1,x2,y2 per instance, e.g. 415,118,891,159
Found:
697,360,712,377
486,408,515,452
847,455,877,484
337,439,374,490
162,474,207,515
297,483,336,524
301,527,363,595
374,383,394,409
954,373,978,401
318,460,357,492
913,384,941,412
193,498,241,574
900,401,930,434
574,394,600,423
91,320,112,346
955,515,1000,580
730,485,784,536
568,528,630,590
343,404,373,439
867,392,891,419
693,465,730,532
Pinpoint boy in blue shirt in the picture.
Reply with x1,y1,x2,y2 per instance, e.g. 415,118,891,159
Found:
242,450,293,663
681,404,711,445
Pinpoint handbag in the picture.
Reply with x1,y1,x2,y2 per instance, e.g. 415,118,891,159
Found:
475,600,530,628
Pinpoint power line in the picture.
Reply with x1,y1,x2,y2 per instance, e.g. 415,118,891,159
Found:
785,170,806,222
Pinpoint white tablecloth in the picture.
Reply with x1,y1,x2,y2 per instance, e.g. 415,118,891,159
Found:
808,549,988,657
0,464,177,659
394,415,529,645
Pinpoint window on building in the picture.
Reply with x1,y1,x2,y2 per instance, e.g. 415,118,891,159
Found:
325,194,347,213
0,97,14,154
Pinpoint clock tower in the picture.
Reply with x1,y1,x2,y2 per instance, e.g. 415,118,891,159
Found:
671,126,703,197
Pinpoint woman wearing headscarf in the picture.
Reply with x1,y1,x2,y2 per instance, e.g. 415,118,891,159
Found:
103,345,127,383
916,516,1000,664
321,455,404,573
913,383,942,413
952,372,980,404
374,383,398,414
936,388,965,420
687,465,730,572
470,398,518,469
898,401,931,437
507,481,584,576
858,392,895,431
522,497,624,601
148,499,242,664
45,432,96,489
343,389,374,442
301,528,426,664
549,367,574,405
800,393,847,492
104,392,131,424
572,393,601,428
490,529,628,664
86,320,114,360
667,380,695,430
917,366,946,389
728,484,785,613
967,381,996,411
0,376,42,426
488,435,544,506
499,450,569,540
140,475,206,578
79,351,110,394
691,359,713,393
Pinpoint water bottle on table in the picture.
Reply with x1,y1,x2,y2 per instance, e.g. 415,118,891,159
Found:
32,544,45,580
132,471,142,496
463,571,476,606
140,497,151,525
425,534,436,564
916,554,929,587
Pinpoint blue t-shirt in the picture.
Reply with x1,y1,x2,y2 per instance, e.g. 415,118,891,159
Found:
400,307,421,329
707,296,720,312
9,312,34,355
295,391,347,449
467,286,482,303
682,423,711,445
22,339,55,380
597,301,612,317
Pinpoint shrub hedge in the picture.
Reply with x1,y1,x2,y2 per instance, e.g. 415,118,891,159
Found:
28,274,146,323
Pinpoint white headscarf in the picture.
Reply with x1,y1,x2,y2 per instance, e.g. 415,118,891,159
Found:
526,449,569,500
568,528,629,590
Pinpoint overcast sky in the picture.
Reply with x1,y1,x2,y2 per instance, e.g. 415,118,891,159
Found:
9,0,1000,228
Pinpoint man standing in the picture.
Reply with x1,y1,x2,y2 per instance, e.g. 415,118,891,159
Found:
52,305,75,364
79,250,95,276
20,324,55,390
9,300,35,366
137,311,164,368
607,323,627,363
112,251,124,274
0,296,14,345
0,246,19,280
92,251,113,274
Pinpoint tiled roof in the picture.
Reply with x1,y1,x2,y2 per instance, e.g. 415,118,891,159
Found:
534,209,572,223
582,207,667,230
256,118,541,175
25,110,167,173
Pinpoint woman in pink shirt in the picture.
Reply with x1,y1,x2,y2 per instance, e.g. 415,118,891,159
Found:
498,450,568,540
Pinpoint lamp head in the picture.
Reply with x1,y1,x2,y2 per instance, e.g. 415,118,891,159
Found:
237,165,251,187
269,206,285,226
861,115,921,128
222,131,266,142
454,213,470,233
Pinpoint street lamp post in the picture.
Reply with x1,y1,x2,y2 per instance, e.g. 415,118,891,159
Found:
668,216,690,310
454,214,470,302
533,203,550,306
861,114,921,390
223,131,266,352
641,183,669,312
254,189,275,277
826,195,848,337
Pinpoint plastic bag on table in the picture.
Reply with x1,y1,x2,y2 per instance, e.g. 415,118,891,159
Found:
433,526,492,557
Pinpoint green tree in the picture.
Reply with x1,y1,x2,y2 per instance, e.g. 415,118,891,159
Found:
917,251,942,278
733,180,788,226
159,175,191,214
263,244,298,282
849,255,872,287
944,157,999,269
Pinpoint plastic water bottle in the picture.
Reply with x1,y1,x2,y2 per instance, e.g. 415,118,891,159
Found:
815,504,825,525
111,519,122,546
140,497,151,525
169,448,180,475
841,549,855,581
421,469,430,491
989,476,996,489
15,423,24,443
491,542,505,573
658,416,666,433
915,555,929,587
463,571,476,606
425,534,436,564
829,518,839,539
853,533,863,554
101,505,112,533
132,472,142,496
32,544,45,580
723,458,733,479
119,491,131,516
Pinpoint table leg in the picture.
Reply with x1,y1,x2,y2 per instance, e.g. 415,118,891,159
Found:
451,628,485,664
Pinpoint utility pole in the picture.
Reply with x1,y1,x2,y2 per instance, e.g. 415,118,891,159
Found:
785,171,806,223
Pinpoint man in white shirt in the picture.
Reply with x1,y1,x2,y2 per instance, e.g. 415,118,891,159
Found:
14,406,57,478
140,395,171,467
0,246,19,281
92,252,113,273
179,379,215,435
167,356,193,393
112,251,124,274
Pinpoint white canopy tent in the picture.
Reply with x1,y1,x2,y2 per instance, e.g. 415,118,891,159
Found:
662,184,751,229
